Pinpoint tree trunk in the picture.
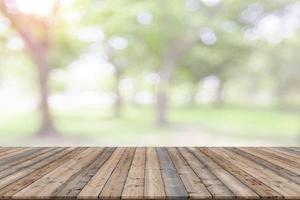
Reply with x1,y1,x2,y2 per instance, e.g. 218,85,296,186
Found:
156,60,174,127
214,79,225,108
32,47,58,137
156,80,169,126
113,69,122,118
155,35,196,126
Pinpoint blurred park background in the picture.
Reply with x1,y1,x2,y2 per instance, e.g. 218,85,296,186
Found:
0,0,300,146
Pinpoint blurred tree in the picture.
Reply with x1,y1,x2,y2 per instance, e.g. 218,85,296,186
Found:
0,0,59,136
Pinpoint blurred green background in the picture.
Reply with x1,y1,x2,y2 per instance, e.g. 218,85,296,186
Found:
0,0,299,146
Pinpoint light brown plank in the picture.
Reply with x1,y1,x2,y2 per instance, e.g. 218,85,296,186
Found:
0,148,83,197
0,148,33,163
277,147,300,157
219,147,300,198
178,147,234,199
77,147,126,199
122,147,145,199
144,147,166,199
0,148,28,160
0,148,65,190
100,147,135,199
0,148,51,172
54,147,115,198
13,148,104,199
0,148,43,167
240,147,300,175
229,147,300,185
285,147,300,155
262,147,300,164
189,147,258,199
200,147,282,199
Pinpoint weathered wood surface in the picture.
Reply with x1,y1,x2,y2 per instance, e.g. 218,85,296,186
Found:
0,147,299,199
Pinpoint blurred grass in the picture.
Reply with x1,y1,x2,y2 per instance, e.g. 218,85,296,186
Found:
0,105,299,143
170,105,300,138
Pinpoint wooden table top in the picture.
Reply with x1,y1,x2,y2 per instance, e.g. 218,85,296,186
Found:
0,147,299,199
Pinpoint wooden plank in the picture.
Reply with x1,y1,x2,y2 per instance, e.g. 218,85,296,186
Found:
262,147,300,164
0,148,43,167
144,147,166,199
277,147,300,156
100,148,135,199
0,147,298,199
218,147,300,197
77,147,126,199
0,148,65,190
286,147,300,155
239,147,300,175
54,147,115,198
0,148,60,177
167,147,211,199
0,147,82,197
228,147,300,185
200,147,282,199
178,147,233,199
0,148,28,159
0,147,51,171
122,147,145,199
157,147,188,199
13,148,104,199
189,147,258,199
0,148,14,155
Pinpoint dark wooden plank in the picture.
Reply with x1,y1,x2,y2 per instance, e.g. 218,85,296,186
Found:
99,147,135,199
53,147,115,198
167,147,211,199
77,147,126,199
200,147,282,199
13,148,104,199
190,147,258,199
122,147,145,199
0,147,83,197
178,147,234,199
144,147,166,199
157,147,188,199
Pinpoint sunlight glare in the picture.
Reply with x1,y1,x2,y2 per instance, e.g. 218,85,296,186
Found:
15,0,55,16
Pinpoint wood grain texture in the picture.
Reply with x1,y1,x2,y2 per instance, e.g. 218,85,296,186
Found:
78,147,126,199
144,147,166,199
0,147,298,200
122,147,145,199
167,147,211,199
157,147,188,199
178,147,235,199
190,147,258,199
